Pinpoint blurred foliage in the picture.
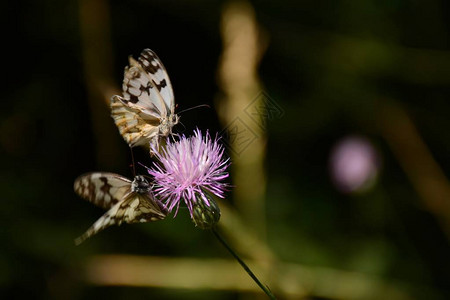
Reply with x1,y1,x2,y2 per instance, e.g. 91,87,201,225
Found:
2,0,450,299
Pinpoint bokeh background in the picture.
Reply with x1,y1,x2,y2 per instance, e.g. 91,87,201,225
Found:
2,0,450,299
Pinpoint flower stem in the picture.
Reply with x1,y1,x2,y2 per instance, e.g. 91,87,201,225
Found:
211,227,276,299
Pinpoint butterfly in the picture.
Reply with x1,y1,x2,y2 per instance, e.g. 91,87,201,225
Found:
73,172,167,244
111,49,179,154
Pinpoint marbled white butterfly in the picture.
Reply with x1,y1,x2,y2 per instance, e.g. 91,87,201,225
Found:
74,172,167,244
111,49,179,154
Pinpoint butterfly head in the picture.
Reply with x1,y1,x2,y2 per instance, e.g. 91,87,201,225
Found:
160,113,179,136
131,175,151,194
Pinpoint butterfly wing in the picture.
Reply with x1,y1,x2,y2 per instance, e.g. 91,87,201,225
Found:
119,193,167,223
119,49,174,120
135,48,175,116
111,49,176,148
74,172,131,210
75,192,167,245
110,95,160,147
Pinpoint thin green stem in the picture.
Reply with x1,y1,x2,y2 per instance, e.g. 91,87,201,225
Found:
212,227,276,299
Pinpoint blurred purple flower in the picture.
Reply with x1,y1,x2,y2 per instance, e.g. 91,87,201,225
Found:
330,136,381,193
147,129,230,218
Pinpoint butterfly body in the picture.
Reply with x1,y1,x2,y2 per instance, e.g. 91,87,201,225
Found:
130,175,151,193
111,49,179,153
74,173,167,244
159,114,179,138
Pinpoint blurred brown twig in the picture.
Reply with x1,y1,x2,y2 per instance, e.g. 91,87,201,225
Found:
79,0,124,169
83,253,416,300
377,100,450,237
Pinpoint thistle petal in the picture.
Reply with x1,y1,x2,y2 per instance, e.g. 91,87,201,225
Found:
147,129,230,220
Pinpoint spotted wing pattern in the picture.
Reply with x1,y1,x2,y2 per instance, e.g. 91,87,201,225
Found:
110,49,178,151
74,172,131,209
74,173,167,244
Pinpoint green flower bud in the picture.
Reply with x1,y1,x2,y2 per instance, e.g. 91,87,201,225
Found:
192,192,221,229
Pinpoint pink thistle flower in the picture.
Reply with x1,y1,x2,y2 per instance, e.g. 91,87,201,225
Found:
147,129,230,222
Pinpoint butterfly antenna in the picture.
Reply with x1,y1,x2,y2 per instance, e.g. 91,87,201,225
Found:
138,161,151,172
177,104,211,115
130,147,136,176
169,119,183,141
176,121,186,135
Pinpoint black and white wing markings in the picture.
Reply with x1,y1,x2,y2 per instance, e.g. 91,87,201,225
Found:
134,49,175,116
74,172,131,209
111,49,179,152
74,173,167,244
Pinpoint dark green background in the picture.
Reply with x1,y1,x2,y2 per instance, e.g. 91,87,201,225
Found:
2,0,450,299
